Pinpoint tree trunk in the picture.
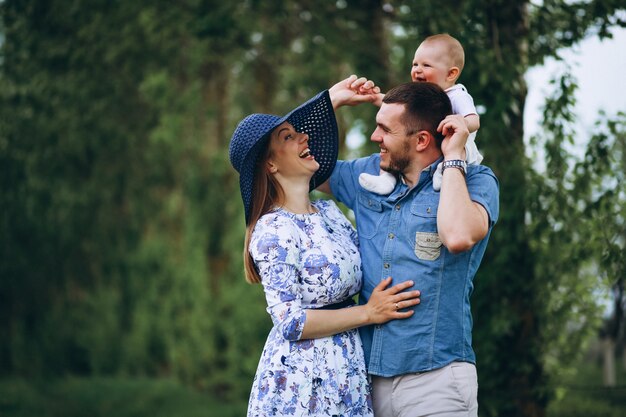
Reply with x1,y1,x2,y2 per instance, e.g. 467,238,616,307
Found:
602,337,616,387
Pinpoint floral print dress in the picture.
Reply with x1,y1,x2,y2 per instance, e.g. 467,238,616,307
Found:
247,199,373,417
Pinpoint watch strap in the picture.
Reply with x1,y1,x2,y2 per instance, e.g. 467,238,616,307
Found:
442,159,467,175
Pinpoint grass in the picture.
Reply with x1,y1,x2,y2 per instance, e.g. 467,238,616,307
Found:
0,377,246,417
2,363,625,417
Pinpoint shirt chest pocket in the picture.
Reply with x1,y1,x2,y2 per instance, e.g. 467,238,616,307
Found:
410,203,442,261
414,231,443,261
410,202,438,222
357,193,384,239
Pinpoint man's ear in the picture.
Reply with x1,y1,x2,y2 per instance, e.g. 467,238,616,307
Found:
415,130,433,151
447,67,460,83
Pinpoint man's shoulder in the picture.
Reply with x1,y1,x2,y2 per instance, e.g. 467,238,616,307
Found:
331,155,382,206
467,163,497,179
466,165,499,198
335,154,380,173
337,153,380,165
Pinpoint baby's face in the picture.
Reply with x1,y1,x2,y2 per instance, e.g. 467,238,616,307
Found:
410,42,453,89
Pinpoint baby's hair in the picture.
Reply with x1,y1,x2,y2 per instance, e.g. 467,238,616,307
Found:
422,34,465,75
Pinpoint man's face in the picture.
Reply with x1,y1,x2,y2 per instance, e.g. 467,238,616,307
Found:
370,103,414,175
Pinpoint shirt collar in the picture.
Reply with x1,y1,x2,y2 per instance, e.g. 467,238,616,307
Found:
399,156,444,185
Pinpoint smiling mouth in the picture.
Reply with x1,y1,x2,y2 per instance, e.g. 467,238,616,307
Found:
299,148,312,158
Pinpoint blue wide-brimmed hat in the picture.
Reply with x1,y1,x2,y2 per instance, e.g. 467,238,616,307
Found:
229,90,338,224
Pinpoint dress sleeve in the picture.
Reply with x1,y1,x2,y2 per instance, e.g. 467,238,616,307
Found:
250,214,307,341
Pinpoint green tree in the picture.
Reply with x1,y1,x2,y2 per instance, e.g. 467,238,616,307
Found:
2,1,625,416
0,1,266,400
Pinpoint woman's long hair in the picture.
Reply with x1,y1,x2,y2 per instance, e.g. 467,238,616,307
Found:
243,143,284,284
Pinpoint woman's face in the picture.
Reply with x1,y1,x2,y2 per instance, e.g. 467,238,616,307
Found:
267,122,319,182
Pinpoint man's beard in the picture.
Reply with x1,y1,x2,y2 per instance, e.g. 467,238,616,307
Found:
381,139,412,175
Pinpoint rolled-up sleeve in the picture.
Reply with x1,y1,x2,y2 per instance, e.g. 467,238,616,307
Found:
467,165,500,228
250,217,306,341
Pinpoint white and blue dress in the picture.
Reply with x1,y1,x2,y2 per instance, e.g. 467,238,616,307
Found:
247,199,373,417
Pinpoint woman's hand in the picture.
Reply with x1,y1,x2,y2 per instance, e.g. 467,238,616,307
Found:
365,277,421,324
300,277,420,339
329,74,381,109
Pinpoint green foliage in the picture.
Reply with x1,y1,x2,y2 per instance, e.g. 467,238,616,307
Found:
548,389,626,417
2,1,625,416
529,0,626,66
0,0,261,398
527,71,608,376
575,111,626,288
547,359,626,417
0,377,246,417
528,67,626,377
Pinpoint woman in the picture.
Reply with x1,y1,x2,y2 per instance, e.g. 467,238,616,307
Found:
229,76,421,416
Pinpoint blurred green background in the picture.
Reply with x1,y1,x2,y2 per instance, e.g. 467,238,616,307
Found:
1,1,625,416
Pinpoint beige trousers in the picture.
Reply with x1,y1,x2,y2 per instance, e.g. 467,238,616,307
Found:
371,362,478,417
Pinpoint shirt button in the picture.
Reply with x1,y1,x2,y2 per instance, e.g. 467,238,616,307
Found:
395,204,401,210
388,233,395,239
384,263,390,269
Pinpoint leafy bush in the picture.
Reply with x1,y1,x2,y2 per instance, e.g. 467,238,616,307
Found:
0,377,246,417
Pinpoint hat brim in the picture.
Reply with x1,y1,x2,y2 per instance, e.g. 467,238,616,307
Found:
238,90,338,224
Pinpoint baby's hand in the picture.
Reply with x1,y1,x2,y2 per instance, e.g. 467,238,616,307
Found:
350,76,381,97
368,92,384,107
329,75,381,108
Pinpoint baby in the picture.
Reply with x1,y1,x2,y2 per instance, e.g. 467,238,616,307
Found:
359,34,482,194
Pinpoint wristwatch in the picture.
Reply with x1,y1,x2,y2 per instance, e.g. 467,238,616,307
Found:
442,159,467,176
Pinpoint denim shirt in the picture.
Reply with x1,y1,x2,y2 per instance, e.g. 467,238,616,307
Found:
330,154,499,377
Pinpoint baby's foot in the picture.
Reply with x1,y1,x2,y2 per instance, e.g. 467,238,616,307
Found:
359,171,396,195
465,133,483,165
432,162,443,191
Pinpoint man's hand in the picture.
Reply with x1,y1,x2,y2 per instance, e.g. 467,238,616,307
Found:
329,74,381,109
438,114,469,160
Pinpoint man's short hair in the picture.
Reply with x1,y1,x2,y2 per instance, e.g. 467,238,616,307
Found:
382,82,452,145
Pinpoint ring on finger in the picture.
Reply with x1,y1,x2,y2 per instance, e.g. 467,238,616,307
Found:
395,302,400,310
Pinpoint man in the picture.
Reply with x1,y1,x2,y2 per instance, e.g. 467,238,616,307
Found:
320,81,499,416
